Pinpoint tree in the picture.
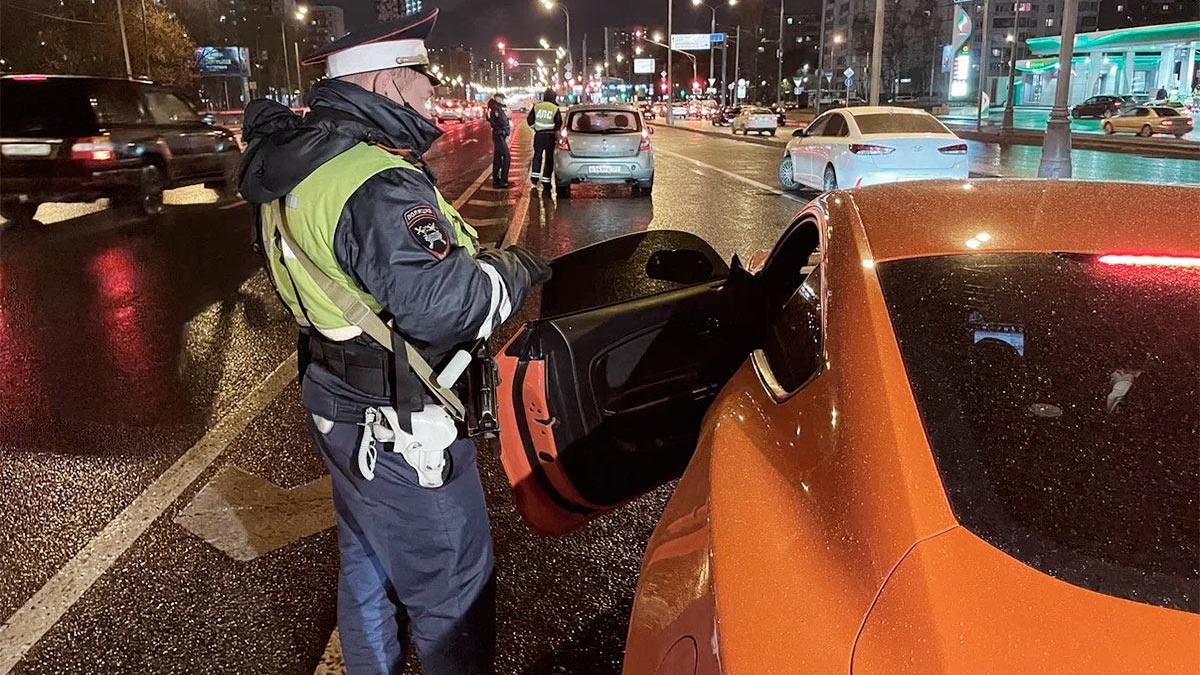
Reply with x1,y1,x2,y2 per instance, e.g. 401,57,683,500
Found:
0,0,196,87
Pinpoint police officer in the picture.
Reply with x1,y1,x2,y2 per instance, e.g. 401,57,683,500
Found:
487,93,511,188
527,88,562,189
238,9,550,675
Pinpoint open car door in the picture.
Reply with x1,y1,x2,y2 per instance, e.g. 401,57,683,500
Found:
497,230,750,536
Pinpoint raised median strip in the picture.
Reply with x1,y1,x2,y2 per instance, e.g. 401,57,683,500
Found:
945,124,1200,161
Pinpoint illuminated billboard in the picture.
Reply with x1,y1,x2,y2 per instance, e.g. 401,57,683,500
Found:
633,58,656,74
195,47,250,77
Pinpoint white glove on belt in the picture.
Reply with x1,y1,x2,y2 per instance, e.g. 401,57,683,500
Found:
355,405,458,487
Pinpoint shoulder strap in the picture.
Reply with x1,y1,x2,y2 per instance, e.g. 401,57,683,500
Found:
273,198,466,422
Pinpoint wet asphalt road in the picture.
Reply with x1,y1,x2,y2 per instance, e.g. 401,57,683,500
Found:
0,116,806,674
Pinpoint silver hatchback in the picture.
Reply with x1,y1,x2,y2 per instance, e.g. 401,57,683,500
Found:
553,105,655,197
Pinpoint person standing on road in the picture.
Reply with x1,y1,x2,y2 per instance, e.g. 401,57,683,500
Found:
487,93,511,188
527,88,562,189
237,9,551,675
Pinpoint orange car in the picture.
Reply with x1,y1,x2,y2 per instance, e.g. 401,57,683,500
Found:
497,180,1199,674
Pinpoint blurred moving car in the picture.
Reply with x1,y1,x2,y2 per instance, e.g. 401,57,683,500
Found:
638,102,656,120
496,180,1200,675
1102,106,1194,138
711,105,739,126
433,99,467,123
1071,95,1135,119
0,74,242,226
553,105,654,198
731,106,779,135
780,106,967,191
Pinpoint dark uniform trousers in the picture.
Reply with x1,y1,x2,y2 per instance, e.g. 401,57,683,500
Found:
531,131,556,185
491,133,510,185
306,402,496,675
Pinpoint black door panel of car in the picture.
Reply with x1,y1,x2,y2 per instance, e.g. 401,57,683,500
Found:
498,231,754,535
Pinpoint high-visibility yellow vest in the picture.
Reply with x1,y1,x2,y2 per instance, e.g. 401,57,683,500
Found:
261,143,479,341
531,101,558,131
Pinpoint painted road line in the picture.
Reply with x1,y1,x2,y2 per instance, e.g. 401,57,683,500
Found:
0,356,299,674
655,147,806,204
218,198,248,210
466,199,511,208
452,164,493,211
468,217,510,228
501,185,533,248
174,468,333,562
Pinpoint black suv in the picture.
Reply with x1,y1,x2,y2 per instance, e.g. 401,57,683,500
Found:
1,75,241,225
1070,94,1134,119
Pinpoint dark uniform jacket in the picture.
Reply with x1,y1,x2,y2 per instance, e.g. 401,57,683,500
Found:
487,99,510,137
239,79,533,411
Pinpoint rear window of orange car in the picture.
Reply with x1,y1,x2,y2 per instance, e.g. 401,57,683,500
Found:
878,253,1199,613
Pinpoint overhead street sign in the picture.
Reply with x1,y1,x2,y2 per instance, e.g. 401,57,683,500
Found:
709,32,726,45
671,33,713,50
633,57,656,74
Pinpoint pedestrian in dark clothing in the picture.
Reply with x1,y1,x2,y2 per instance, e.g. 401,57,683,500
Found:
487,94,511,188
527,89,563,189
1155,86,1169,101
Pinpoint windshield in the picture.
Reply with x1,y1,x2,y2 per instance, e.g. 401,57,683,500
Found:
0,79,98,136
854,112,950,134
569,109,640,133
878,253,1199,613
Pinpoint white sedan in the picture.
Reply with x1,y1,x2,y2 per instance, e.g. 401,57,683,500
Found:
732,106,779,135
779,106,969,192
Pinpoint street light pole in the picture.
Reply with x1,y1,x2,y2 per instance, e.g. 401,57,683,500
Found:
1038,0,1079,178
139,0,150,77
280,17,292,101
974,0,992,130
868,0,885,105
776,0,784,106
294,41,303,96
667,0,674,125
734,24,740,102
114,0,133,78
1002,1,1025,132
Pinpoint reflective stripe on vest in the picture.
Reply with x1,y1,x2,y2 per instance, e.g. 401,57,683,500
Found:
532,102,557,131
261,143,480,341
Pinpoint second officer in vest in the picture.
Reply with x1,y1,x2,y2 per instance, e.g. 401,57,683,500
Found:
526,89,562,189
238,9,550,674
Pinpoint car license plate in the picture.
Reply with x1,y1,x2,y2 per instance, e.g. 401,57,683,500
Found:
1,143,52,157
589,165,623,176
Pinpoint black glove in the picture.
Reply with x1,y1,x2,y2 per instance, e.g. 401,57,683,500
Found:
505,244,553,285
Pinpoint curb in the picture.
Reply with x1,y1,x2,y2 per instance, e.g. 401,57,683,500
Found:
945,125,1200,161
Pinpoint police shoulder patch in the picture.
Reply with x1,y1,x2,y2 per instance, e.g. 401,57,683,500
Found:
403,204,451,260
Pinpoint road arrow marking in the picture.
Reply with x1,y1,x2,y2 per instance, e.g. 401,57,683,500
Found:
174,467,334,562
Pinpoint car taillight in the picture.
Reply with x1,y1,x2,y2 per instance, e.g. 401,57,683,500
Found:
938,143,969,155
638,129,651,153
848,143,895,155
12,74,49,81
70,136,116,162
557,130,570,151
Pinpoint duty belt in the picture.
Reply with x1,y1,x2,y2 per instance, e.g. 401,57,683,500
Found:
307,334,394,399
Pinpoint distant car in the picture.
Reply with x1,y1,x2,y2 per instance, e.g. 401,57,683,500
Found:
0,74,241,226
712,105,740,126
732,106,779,135
780,106,968,192
1103,106,1194,138
434,99,466,123
670,103,689,119
638,103,656,120
1071,95,1130,119
553,105,654,198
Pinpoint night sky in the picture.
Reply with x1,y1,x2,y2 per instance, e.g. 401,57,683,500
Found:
323,0,820,54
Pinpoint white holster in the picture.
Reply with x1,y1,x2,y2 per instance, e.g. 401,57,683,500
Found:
356,404,458,487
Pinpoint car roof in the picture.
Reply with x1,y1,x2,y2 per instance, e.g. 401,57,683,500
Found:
837,179,1200,262
839,105,931,116
568,104,637,112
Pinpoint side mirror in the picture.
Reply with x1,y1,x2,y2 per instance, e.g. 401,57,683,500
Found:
792,128,806,138
646,248,715,285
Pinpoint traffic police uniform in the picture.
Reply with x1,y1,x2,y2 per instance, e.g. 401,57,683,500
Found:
526,90,562,187
238,9,549,674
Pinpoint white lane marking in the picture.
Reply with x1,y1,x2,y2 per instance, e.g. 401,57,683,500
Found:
217,198,248,210
691,168,706,176
452,162,493,212
466,199,509,208
655,147,806,204
0,356,299,674
501,185,532,248
469,217,510,228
